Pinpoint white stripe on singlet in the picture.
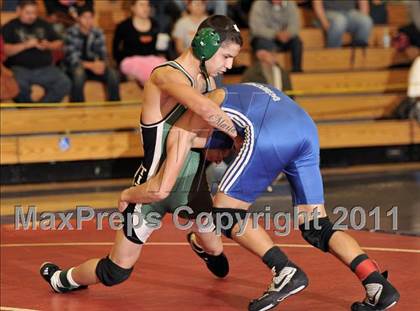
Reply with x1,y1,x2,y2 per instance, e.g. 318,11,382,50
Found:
219,108,255,192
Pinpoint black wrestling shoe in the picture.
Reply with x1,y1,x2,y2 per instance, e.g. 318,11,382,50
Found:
248,262,308,311
40,262,88,293
351,271,399,311
187,232,229,278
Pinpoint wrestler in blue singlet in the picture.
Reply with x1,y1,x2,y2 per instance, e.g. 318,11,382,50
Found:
211,83,324,205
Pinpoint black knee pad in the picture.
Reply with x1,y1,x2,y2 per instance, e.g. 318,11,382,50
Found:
299,216,337,252
96,256,133,287
212,207,248,239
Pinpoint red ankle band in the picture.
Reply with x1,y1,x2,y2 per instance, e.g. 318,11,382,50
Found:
355,259,379,281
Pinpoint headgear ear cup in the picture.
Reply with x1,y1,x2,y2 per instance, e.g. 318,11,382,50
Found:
191,27,221,61
191,27,221,92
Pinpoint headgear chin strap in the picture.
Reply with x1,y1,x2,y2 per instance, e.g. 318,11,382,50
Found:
199,60,212,93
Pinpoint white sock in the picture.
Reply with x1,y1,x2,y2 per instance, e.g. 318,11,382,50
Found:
66,267,80,287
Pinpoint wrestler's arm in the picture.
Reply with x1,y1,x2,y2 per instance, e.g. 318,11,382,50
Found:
119,90,226,207
152,68,237,139
145,88,228,191
119,111,208,206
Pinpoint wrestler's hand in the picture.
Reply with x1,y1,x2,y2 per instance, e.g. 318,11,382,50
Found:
118,192,129,212
233,135,244,154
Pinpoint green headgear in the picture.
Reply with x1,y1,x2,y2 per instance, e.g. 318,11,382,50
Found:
191,27,221,61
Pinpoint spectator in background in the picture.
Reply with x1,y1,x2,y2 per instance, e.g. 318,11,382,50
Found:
113,0,168,85
313,0,373,48
249,0,302,72
172,0,208,55
2,0,70,103
43,0,93,38
64,6,120,102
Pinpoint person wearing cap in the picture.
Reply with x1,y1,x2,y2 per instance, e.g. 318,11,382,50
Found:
40,15,243,298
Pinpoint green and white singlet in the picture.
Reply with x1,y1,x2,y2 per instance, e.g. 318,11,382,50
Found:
123,61,213,244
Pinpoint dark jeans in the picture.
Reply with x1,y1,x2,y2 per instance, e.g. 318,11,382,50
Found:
68,66,121,102
252,36,303,72
11,65,71,103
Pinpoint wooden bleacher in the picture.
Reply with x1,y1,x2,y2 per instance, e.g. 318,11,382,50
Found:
298,2,409,27
239,25,401,51
0,104,140,135
1,97,419,164
318,120,420,149
29,80,143,103
295,94,403,121
234,47,410,72
0,93,405,136
0,93,405,138
1,118,418,164
291,69,408,94
223,69,409,94
0,103,143,165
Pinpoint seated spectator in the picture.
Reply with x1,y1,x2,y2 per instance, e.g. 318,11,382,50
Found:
313,0,373,48
2,0,70,103
43,0,93,37
249,0,303,72
64,6,120,102
394,0,420,60
113,0,168,85
172,0,208,55
0,35,19,101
